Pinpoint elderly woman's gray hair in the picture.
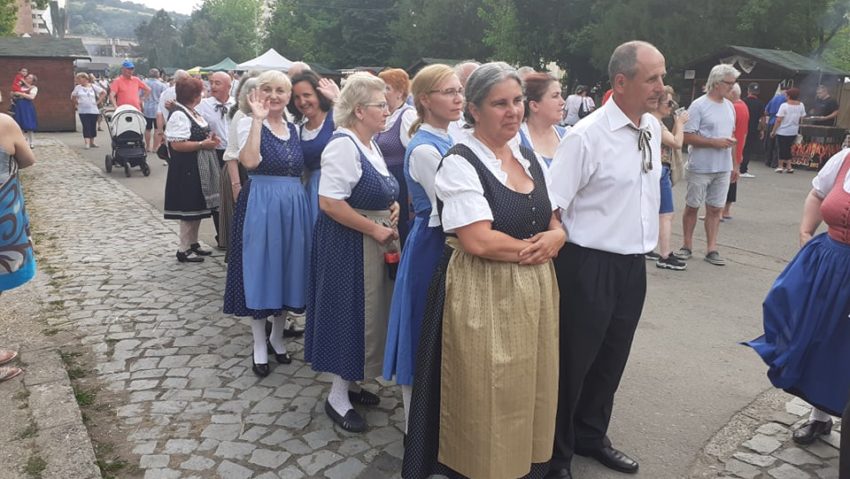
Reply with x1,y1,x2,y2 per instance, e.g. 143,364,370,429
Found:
705,63,740,92
729,82,742,99
334,72,386,128
232,70,261,118
463,62,522,126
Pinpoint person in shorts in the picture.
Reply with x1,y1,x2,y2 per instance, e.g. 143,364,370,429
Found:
677,64,739,266
143,68,167,152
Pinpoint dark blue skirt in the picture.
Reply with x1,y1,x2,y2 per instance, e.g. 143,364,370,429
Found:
746,233,850,416
14,99,37,132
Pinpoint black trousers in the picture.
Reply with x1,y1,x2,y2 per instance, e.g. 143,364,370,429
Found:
741,134,761,173
210,149,226,243
764,134,779,168
841,393,849,479
79,113,98,139
551,243,647,468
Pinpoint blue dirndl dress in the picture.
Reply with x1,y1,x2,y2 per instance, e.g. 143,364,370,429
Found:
223,123,311,319
518,124,566,167
14,98,37,132
0,149,36,291
375,105,414,247
300,111,334,226
746,232,850,416
305,132,399,381
383,127,452,385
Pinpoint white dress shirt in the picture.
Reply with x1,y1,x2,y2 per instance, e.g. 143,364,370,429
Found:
813,149,850,197
319,127,390,200
548,97,662,255
408,124,450,227
435,130,557,234
197,96,236,150
236,116,294,166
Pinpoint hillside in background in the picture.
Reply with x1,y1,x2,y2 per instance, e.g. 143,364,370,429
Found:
68,0,188,39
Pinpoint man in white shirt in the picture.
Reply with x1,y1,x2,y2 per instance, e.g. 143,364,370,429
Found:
678,64,739,266
546,40,666,479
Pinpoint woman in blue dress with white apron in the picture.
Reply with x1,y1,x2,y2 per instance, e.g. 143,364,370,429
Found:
306,73,400,433
223,71,311,377
288,71,340,225
518,73,567,167
382,64,463,431
375,69,417,247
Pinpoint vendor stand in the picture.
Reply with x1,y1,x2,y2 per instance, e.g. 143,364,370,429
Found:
792,123,849,170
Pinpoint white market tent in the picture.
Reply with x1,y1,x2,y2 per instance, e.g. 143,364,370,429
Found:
236,48,294,72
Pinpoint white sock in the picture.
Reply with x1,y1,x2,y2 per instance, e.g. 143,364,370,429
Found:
269,315,288,354
402,384,412,433
810,407,832,422
329,375,353,416
251,319,268,364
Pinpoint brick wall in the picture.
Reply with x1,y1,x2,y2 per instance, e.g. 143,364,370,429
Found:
0,58,78,132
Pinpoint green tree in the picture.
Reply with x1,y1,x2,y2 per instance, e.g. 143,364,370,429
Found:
0,0,17,37
135,10,183,68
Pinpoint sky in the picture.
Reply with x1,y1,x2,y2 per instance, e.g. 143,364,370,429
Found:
126,0,203,16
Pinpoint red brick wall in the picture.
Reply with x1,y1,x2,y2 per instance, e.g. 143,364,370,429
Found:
0,58,78,132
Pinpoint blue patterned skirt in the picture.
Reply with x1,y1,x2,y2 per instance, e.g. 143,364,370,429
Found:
14,99,37,132
305,168,321,226
0,170,36,291
383,213,444,385
746,233,850,416
223,175,310,319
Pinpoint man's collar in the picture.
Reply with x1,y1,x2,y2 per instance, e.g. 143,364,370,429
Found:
605,97,651,131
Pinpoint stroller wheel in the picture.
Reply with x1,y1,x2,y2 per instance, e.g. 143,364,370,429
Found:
105,154,113,173
141,163,151,177
124,162,131,177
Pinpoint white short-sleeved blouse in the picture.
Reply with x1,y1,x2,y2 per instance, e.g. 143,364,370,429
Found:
408,124,450,227
319,127,390,200
165,104,208,141
236,116,294,165
435,131,557,234
812,149,850,198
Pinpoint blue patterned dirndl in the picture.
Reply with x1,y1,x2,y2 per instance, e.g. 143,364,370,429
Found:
223,123,310,319
13,98,37,132
300,112,334,226
383,128,452,385
746,232,850,416
0,149,36,291
305,132,399,381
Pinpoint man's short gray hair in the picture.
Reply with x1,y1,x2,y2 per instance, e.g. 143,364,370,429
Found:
453,61,480,87
334,72,386,128
463,62,521,126
608,41,656,80
149,68,160,78
729,82,741,99
173,69,190,81
706,63,740,92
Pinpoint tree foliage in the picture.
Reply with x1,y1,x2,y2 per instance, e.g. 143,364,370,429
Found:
0,0,17,37
135,10,182,69
181,0,261,66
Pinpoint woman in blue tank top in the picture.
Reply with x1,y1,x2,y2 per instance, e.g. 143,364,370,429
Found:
519,72,567,167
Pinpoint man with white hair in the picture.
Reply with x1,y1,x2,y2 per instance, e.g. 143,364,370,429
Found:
287,61,311,78
722,82,749,221
156,69,190,151
676,63,739,266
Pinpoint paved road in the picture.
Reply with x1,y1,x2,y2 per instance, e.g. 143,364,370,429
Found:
38,128,825,478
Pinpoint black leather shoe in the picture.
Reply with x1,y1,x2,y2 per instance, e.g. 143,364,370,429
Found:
251,357,270,377
190,243,212,256
267,341,292,364
576,446,639,474
545,468,572,479
348,389,380,407
325,399,367,432
176,250,204,263
793,419,833,445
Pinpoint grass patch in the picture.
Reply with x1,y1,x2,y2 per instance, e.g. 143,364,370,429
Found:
23,455,47,478
59,350,81,366
16,422,37,440
67,366,89,379
97,458,131,479
73,386,96,407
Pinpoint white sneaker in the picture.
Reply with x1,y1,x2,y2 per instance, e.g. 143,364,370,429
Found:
740,172,755,178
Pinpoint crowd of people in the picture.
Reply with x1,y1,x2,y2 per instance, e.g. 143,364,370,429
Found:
2,38,848,478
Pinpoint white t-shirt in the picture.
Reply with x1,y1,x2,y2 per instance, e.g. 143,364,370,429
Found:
435,131,557,234
563,94,583,125
71,84,103,115
812,149,850,197
776,102,806,136
319,127,389,200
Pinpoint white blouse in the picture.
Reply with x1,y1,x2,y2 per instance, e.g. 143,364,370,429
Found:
236,116,294,165
319,127,390,200
812,149,850,198
223,110,245,162
435,131,557,234
165,104,209,141
381,105,417,147
408,124,450,227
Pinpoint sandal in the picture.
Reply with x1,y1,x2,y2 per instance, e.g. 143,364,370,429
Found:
325,399,366,432
0,349,18,366
0,366,23,382
348,388,381,407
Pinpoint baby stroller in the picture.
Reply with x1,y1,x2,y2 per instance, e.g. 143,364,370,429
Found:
105,104,150,177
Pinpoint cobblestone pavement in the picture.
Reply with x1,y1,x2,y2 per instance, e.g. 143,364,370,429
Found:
691,390,842,479
26,139,404,479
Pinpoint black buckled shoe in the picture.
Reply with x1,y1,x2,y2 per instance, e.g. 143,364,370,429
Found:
267,341,292,364
176,250,204,263
348,389,380,407
190,243,213,256
325,399,366,432
545,468,572,478
792,419,833,445
576,446,639,474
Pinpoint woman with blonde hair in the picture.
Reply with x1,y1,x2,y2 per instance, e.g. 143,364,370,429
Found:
306,72,400,433
223,70,311,377
376,68,417,246
383,64,463,430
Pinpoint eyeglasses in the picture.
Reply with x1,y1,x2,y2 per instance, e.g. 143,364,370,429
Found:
428,87,464,98
363,102,389,110
721,80,736,86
